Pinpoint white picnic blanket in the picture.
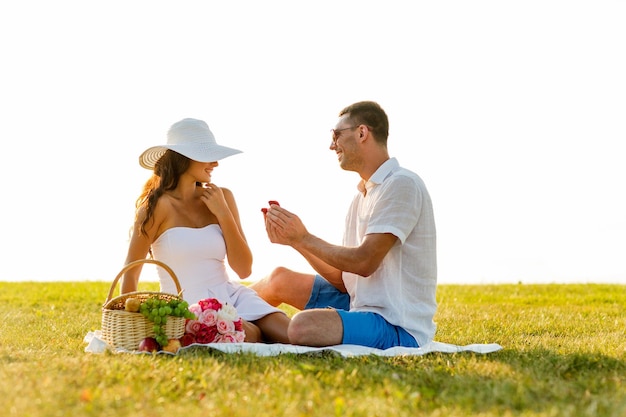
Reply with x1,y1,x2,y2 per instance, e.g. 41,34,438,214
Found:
83,331,502,357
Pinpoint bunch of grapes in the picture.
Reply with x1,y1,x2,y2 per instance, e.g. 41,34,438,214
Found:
139,297,196,346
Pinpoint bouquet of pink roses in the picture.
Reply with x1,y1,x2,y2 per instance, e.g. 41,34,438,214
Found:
182,298,245,345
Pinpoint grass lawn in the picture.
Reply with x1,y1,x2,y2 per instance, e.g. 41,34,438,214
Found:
0,282,624,416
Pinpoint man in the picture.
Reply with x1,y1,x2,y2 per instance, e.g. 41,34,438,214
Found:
252,101,437,349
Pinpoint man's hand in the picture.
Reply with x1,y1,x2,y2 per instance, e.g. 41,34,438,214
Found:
261,200,280,216
264,205,308,246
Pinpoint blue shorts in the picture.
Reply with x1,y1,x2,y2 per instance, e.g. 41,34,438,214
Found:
305,275,419,349
305,274,350,310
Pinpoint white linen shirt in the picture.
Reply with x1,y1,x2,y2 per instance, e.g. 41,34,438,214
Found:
342,157,437,346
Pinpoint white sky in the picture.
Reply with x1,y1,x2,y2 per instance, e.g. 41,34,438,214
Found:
1,1,624,285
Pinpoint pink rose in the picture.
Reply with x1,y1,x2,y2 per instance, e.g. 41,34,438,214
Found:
215,333,238,343
235,331,246,343
198,309,218,327
188,304,202,317
185,320,204,335
216,318,235,335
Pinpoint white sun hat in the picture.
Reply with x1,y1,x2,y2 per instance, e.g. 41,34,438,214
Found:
139,118,242,169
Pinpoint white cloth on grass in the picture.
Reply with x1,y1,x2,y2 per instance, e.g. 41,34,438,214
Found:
84,331,502,357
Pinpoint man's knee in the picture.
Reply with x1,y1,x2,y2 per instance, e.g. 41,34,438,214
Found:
287,312,313,345
265,266,292,293
252,266,294,305
253,267,315,310
288,310,343,346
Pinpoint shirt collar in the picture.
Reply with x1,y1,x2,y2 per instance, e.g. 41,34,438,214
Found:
357,157,399,195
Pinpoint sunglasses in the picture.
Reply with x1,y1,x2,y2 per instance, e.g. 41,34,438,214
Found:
330,126,358,144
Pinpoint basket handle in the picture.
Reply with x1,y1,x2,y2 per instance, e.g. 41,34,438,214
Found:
105,259,183,303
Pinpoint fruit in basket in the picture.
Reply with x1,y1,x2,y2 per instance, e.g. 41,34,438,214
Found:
125,297,142,312
137,296,196,348
162,338,182,354
138,337,160,353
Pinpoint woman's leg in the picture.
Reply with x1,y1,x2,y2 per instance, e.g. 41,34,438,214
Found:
242,320,262,342
253,312,291,344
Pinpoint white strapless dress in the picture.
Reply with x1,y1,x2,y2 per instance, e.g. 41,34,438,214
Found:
151,224,282,321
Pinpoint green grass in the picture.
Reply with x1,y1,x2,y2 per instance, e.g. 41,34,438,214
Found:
0,282,624,417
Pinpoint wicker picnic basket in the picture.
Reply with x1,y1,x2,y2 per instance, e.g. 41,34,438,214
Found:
101,259,186,351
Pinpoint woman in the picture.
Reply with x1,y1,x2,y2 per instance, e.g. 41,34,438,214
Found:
121,118,290,343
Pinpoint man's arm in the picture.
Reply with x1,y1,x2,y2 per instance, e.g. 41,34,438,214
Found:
265,206,397,277
292,246,345,288
295,232,397,277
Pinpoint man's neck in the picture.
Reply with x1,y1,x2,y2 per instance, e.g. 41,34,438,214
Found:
359,154,390,182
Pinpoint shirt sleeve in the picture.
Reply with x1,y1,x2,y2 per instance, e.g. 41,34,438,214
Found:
366,174,421,244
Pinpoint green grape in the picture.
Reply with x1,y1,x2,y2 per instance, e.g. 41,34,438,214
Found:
156,335,167,346
138,295,195,350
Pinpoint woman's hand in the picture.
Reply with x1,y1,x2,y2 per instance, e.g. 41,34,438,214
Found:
199,183,230,219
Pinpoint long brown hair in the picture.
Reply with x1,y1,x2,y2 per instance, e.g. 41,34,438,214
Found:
136,150,191,237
